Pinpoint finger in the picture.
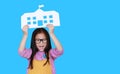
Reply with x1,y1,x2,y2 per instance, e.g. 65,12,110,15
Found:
46,24,51,28
46,24,50,27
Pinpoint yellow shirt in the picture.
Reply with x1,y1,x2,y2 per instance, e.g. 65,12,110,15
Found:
28,59,52,74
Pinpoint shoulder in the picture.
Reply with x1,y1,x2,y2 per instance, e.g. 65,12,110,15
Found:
49,48,64,59
18,48,32,59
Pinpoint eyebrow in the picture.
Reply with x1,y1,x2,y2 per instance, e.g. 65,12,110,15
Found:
35,38,46,39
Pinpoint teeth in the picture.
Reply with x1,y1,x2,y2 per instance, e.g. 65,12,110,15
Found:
39,46,44,47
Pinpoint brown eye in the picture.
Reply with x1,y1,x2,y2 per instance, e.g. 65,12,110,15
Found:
43,39,47,43
35,39,40,44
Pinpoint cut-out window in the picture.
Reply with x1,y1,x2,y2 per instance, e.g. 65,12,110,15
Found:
50,20,53,23
44,20,47,23
38,20,43,26
33,21,36,24
27,22,31,25
49,15,53,18
33,17,36,20
43,16,47,19
27,17,31,20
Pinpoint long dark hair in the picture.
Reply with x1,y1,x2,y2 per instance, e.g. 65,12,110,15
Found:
28,28,52,69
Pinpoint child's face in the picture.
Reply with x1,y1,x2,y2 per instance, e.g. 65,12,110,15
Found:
35,33,47,51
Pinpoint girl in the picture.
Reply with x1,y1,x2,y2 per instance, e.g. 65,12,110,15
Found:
18,24,63,74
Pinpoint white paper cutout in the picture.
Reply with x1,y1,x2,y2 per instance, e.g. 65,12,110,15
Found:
21,5,60,28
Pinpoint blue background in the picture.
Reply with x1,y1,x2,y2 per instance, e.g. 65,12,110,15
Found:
0,0,120,74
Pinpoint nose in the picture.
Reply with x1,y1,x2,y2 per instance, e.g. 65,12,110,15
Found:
39,41,43,44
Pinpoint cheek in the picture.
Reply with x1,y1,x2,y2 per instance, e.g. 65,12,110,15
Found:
36,43,47,47
44,44,47,47
36,44,39,47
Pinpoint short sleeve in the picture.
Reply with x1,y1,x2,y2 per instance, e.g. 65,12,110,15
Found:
50,48,63,60
18,48,32,59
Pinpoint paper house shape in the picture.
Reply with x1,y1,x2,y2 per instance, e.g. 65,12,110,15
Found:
21,5,60,28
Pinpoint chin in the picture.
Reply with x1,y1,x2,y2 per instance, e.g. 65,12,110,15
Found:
38,48,45,51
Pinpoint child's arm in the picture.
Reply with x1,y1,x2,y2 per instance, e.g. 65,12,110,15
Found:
47,24,63,51
18,25,29,52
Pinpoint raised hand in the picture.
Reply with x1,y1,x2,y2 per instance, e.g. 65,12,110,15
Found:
46,24,54,34
46,24,63,51
22,25,29,35
19,25,29,52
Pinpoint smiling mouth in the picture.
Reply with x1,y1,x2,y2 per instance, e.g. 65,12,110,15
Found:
38,46,44,51
39,46,44,48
